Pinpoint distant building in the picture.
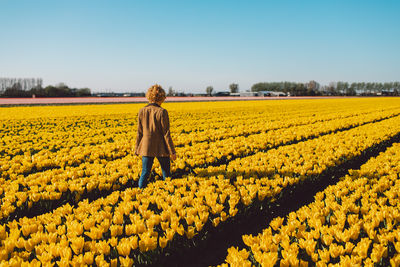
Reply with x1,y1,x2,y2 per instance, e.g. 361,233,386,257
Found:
257,91,287,97
95,92,145,97
355,90,364,96
381,89,396,96
239,91,258,97
214,91,230,96
122,93,145,97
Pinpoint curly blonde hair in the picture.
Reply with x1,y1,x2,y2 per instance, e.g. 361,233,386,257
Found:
146,84,166,103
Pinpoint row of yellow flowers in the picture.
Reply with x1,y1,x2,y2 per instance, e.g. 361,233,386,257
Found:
0,176,241,266
171,102,395,146
2,98,385,180
1,103,400,265
2,99,343,159
194,114,400,182
218,142,400,266
1,105,399,222
234,114,400,177
0,104,315,177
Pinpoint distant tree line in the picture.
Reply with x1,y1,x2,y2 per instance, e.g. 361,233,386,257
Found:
322,81,400,96
0,78,43,92
0,78,91,97
251,81,319,96
251,81,400,96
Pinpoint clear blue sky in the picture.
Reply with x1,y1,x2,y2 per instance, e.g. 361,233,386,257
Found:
1,0,399,93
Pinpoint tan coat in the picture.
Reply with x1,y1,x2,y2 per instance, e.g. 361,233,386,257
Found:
135,103,176,157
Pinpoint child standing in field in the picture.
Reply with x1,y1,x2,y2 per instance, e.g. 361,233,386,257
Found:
135,84,177,188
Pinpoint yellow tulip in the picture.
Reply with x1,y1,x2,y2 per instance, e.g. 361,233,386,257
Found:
186,214,195,225
119,256,134,267
176,224,185,236
112,211,124,225
318,249,330,263
0,250,9,261
270,217,284,231
46,223,57,233
128,236,138,250
15,237,25,249
57,225,66,236
344,242,355,254
117,239,131,257
95,240,110,255
110,225,123,237
258,252,278,266
124,224,136,236
24,238,35,252
95,254,105,266
21,225,31,238
86,227,103,240
138,233,158,252
110,258,118,267
159,236,168,249
329,243,345,259
166,228,175,242
30,193,41,203
185,226,196,239
60,247,72,262
321,234,333,246
70,237,84,254
83,217,95,231
353,238,371,259
0,225,6,240
212,217,221,227
48,232,57,243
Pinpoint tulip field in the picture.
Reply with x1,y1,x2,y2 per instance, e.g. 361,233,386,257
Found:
1,98,400,266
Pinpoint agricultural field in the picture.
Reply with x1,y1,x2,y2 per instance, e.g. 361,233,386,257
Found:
1,98,400,266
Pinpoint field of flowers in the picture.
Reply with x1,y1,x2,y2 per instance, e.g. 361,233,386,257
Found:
0,98,400,266
218,142,400,267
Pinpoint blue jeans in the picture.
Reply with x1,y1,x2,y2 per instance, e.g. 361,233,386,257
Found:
138,156,171,188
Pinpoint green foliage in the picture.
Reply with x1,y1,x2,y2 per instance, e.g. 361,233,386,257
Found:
1,83,91,97
251,81,312,96
251,81,400,96
229,83,239,93
206,86,214,96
